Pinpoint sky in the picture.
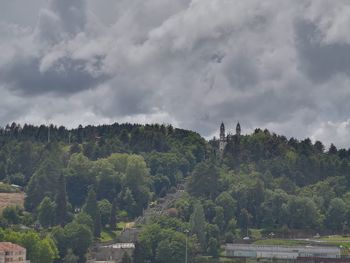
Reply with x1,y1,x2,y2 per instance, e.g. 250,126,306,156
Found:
1,0,350,148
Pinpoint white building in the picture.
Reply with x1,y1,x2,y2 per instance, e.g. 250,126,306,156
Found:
226,244,341,260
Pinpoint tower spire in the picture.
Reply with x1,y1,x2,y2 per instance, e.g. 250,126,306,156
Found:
220,122,225,140
236,122,241,136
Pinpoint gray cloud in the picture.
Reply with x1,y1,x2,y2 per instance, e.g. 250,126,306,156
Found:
1,0,350,147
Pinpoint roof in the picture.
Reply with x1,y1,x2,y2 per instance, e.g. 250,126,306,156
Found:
102,243,135,249
226,244,341,254
0,242,26,252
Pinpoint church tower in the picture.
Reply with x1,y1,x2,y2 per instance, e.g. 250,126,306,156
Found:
219,122,227,155
220,122,225,140
236,122,241,137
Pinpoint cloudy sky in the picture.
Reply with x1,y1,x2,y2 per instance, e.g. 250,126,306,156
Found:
1,0,350,147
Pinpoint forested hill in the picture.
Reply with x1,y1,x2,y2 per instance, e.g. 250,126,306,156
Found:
0,122,206,159
2,122,350,262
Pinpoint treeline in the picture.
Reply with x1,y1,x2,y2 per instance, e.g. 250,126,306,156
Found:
158,128,350,260
135,129,350,262
0,123,206,263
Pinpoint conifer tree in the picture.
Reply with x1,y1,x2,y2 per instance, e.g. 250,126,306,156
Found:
55,173,68,226
109,198,117,230
84,188,101,238
190,201,206,251
38,197,56,228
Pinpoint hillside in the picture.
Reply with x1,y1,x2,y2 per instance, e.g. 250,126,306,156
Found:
1,122,350,262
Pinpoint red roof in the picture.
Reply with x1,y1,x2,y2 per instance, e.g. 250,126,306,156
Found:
0,242,25,252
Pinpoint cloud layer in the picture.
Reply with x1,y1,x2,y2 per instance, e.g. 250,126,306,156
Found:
1,0,350,147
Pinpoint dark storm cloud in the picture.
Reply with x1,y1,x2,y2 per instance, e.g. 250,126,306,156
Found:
295,19,350,83
2,0,350,147
0,0,109,95
1,56,107,95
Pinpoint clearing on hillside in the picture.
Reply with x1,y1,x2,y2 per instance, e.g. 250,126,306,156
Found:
0,192,25,212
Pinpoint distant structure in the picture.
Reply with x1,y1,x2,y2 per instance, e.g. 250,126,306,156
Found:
0,242,26,263
218,122,241,156
91,243,135,262
226,244,342,261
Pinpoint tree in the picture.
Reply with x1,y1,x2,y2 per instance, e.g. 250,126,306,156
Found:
207,237,219,258
120,187,137,217
74,212,94,233
98,199,112,227
38,197,56,228
64,222,93,263
25,156,63,211
109,198,117,230
190,202,206,251
155,232,187,263
66,153,95,208
37,237,58,263
2,206,21,225
51,226,67,259
326,198,347,232
84,188,101,238
64,249,79,263
121,252,132,263
215,192,236,222
125,155,150,215
238,209,252,234
188,162,219,199
286,196,321,229
213,206,225,232
55,173,68,226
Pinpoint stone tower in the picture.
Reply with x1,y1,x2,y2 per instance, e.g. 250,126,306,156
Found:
236,122,241,137
219,122,227,155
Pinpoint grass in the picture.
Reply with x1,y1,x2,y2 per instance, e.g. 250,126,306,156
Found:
250,229,263,240
100,229,117,242
318,236,350,250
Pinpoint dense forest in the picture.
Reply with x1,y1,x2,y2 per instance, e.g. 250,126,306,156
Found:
1,122,350,262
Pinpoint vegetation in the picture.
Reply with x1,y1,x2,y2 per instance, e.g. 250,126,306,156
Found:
1,122,350,262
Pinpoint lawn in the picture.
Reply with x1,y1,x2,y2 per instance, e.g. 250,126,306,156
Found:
100,229,117,242
319,235,350,250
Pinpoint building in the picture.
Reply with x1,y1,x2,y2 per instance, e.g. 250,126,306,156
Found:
218,122,241,156
226,244,342,260
0,242,26,263
93,243,135,262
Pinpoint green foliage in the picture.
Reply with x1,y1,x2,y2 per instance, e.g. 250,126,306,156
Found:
98,199,112,227
109,198,117,230
84,188,101,238
63,222,93,262
326,198,347,232
64,249,79,263
207,237,219,258
0,229,58,263
25,149,64,211
55,173,68,226
2,206,22,225
138,222,198,263
188,162,219,199
0,183,19,193
190,202,206,251
38,197,56,228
